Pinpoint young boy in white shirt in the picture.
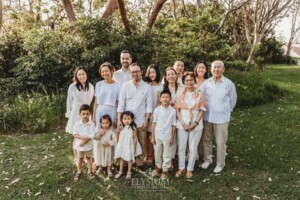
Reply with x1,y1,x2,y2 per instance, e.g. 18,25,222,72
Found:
151,90,176,180
73,104,96,181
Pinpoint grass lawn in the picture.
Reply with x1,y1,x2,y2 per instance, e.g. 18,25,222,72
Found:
0,65,299,200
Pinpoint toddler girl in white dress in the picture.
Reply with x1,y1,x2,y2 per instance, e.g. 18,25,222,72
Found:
114,111,142,179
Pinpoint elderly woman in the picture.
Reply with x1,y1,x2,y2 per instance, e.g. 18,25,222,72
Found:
175,72,206,179
93,62,120,171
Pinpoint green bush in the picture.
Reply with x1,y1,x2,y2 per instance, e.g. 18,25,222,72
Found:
227,71,282,108
0,93,66,133
224,60,253,71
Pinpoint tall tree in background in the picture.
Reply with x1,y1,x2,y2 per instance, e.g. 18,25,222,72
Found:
117,0,130,33
147,0,167,28
61,0,76,22
286,0,300,56
0,0,3,30
101,0,118,19
242,0,295,63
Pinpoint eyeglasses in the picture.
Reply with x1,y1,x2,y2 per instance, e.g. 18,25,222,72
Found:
131,70,141,74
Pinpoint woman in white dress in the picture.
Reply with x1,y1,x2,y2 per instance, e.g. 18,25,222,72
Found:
174,72,206,179
65,66,94,161
162,67,184,170
194,61,209,90
144,64,163,165
93,62,120,168
65,67,94,133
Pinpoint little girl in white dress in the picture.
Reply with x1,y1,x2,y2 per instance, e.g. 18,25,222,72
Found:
94,115,116,177
114,111,142,179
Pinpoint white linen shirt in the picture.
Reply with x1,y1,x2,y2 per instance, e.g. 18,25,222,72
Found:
117,80,153,128
113,69,132,86
203,76,237,124
73,120,96,151
153,105,177,141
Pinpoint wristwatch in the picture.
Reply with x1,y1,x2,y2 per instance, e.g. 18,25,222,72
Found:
194,121,199,125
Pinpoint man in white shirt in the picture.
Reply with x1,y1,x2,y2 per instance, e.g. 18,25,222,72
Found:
201,60,237,173
113,50,132,85
117,63,153,167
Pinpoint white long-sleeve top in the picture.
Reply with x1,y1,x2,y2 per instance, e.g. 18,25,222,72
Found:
113,69,132,86
65,83,94,133
117,80,153,128
202,76,237,124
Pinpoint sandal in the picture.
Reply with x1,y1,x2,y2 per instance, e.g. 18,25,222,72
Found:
175,169,186,178
186,171,193,179
114,171,123,179
126,172,132,180
95,167,103,175
88,172,96,179
74,172,82,181
107,170,113,178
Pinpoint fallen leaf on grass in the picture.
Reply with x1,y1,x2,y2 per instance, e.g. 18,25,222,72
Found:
106,185,111,191
252,195,260,199
97,196,104,200
20,147,27,150
203,179,210,183
57,189,60,194
38,182,44,186
66,187,71,193
3,178,10,181
9,178,20,185
268,177,272,182
42,156,48,160
297,171,300,176
236,197,240,200
233,187,239,191
35,192,41,196
27,165,31,169
0,152,3,155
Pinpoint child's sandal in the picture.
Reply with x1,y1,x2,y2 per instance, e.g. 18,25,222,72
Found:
126,172,132,180
114,172,123,179
95,168,102,175
107,170,113,178
74,172,82,181
88,172,96,179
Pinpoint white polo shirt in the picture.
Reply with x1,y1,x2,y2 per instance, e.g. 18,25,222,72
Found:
203,76,237,124
117,80,153,128
153,105,176,141
113,68,132,86
73,120,96,151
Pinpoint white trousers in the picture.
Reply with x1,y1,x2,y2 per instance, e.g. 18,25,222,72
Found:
177,129,202,171
154,138,173,172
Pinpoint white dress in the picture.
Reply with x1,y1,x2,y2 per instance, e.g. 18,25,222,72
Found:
94,129,117,167
65,83,94,134
114,126,142,162
147,84,163,132
94,81,120,131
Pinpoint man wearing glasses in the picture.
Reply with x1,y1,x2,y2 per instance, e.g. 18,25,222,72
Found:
117,63,153,169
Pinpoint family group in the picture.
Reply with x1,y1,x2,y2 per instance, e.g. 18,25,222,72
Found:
65,50,237,181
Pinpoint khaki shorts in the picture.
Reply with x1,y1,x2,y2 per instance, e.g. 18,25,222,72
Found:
77,150,93,158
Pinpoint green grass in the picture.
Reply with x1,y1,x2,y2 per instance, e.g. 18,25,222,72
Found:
0,65,299,200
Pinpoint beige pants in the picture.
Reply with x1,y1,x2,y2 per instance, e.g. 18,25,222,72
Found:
203,121,229,167
137,127,147,162
154,138,173,172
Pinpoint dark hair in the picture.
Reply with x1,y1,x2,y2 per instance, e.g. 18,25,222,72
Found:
194,61,209,79
173,60,185,67
120,50,132,58
163,67,178,93
144,64,160,83
100,114,113,128
121,111,137,130
160,89,171,97
79,104,91,113
73,66,90,91
182,71,196,84
99,62,115,78
130,63,142,71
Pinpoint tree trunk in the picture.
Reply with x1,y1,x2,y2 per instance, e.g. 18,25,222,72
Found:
286,4,300,56
0,0,2,30
117,0,131,33
147,0,167,29
246,33,262,64
36,0,41,21
172,0,177,21
102,0,118,19
61,0,76,22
